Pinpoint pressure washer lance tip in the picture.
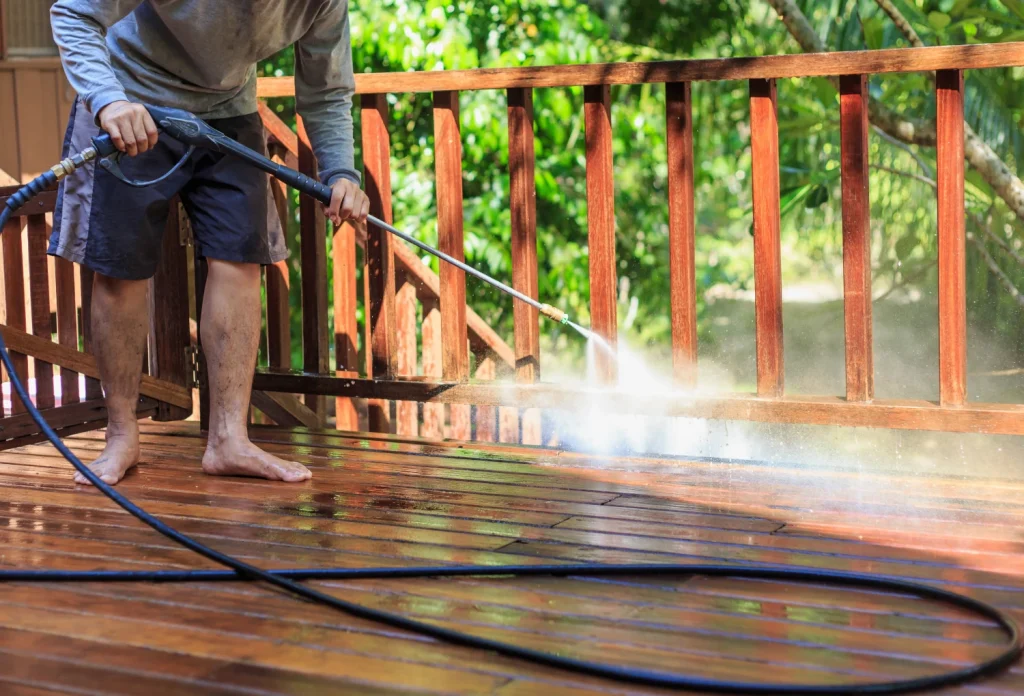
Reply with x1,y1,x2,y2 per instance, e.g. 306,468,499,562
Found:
539,304,568,324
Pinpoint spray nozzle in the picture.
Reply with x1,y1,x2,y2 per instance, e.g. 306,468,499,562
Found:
539,303,569,324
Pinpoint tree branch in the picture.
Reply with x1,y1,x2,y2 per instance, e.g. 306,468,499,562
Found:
967,232,1024,309
872,125,932,177
971,210,1024,268
763,0,1024,225
874,0,925,48
871,164,936,188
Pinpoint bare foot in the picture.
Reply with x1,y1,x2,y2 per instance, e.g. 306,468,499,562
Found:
202,438,312,482
74,426,140,486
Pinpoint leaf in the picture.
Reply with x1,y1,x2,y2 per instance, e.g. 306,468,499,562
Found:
779,183,815,217
999,0,1024,22
862,16,884,50
895,234,918,262
806,184,829,209
928,11,951,30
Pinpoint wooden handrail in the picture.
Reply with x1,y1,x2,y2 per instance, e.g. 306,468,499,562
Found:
257,105,515,369
258,42,1024,97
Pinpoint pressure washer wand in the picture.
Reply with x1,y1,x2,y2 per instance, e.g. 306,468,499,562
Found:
86,105,569,326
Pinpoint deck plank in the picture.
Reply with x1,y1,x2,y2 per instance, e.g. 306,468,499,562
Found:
0,422,1021,695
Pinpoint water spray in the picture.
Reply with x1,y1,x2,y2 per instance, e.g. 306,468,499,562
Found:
0,104,1020,693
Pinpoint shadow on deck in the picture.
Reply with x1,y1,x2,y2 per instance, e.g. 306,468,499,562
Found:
1,421,1022,695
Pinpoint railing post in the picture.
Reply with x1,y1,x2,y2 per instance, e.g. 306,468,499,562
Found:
507,86,539,444
296,116,329,427
54,256,78,406
839,74,874,402
333,220,359,431
362,93,398,433
666,81,697,390
266,146,292,373
79,267,102,401
936,69,967,407
2,215,28,412
192,255,210,430
148,199,193,421
26,214,53,409
395,272,418,436
420,296,444,439
584,84,618,384
749,78,784,398
434,89,471,440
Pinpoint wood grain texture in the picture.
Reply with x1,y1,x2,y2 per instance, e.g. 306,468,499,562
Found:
266,146,292,372
395,275,418,437
7,419,1024,694
191,258,209,429
12,68,59,181
507,87,538,444
148,200,192,421
936,69,967,407
839,75,874,403
333,221,359,431
295,116,329,426
434,91,470,440
361,93,397,433
252,371,1024,436
0,325,192,409
584,84,618,384
473,355,497,442
25,214,52,409
3,216,28,412
666,82,697,389
249,390,320,430
53,256,77,406
420,297,444,439
256,42,1024,97
749,78,784,398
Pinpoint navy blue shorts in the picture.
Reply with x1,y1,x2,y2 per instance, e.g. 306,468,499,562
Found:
49,99,287,280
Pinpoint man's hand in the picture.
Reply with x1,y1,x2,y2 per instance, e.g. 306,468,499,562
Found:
325,178,369,227
97,101,159,157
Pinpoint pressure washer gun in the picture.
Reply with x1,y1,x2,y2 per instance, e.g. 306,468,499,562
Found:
42,104,569,327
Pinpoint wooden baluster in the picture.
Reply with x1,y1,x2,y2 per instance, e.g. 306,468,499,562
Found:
395,273,418,436
434,90,470,440
420,296,444,439
584,84,618,384
79,266,102,401
266,146,292,372
148,199,193,421
936,69,967,407
3,215,28,412
666,81,697,389
296,116,329,426
749,78,784,397
26,214,53,409
839,74,874,402
507,87,539,444
54,256,78,406
474,354,497,442
192,256,210,429
333,220,359,431
362,93,397,433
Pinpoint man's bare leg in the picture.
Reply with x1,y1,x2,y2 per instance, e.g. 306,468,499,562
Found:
74,275,148,485
200,259,311,482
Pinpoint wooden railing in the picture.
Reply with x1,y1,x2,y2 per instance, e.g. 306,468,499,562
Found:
251,42,1024,440
0,185,192,449
2,43,1023,449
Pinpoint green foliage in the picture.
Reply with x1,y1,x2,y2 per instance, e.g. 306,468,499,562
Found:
260,0,1023,372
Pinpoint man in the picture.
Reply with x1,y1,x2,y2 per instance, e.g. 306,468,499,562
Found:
49,0,368,485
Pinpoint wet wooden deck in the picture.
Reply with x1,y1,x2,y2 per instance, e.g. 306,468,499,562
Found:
1,421,1022,695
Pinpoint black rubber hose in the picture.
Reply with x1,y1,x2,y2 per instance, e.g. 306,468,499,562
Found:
2,187,1021,695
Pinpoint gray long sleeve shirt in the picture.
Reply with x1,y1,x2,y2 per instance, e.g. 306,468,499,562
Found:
50,0,359,185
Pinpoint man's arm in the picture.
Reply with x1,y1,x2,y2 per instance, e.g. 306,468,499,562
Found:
51,1,157,155
50,1,141,118
294,0,361,190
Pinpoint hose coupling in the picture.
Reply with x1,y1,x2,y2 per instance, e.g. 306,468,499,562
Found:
539,304,569,324
49,147,99,182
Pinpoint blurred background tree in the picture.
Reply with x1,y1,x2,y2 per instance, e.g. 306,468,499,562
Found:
259,0,1023,393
